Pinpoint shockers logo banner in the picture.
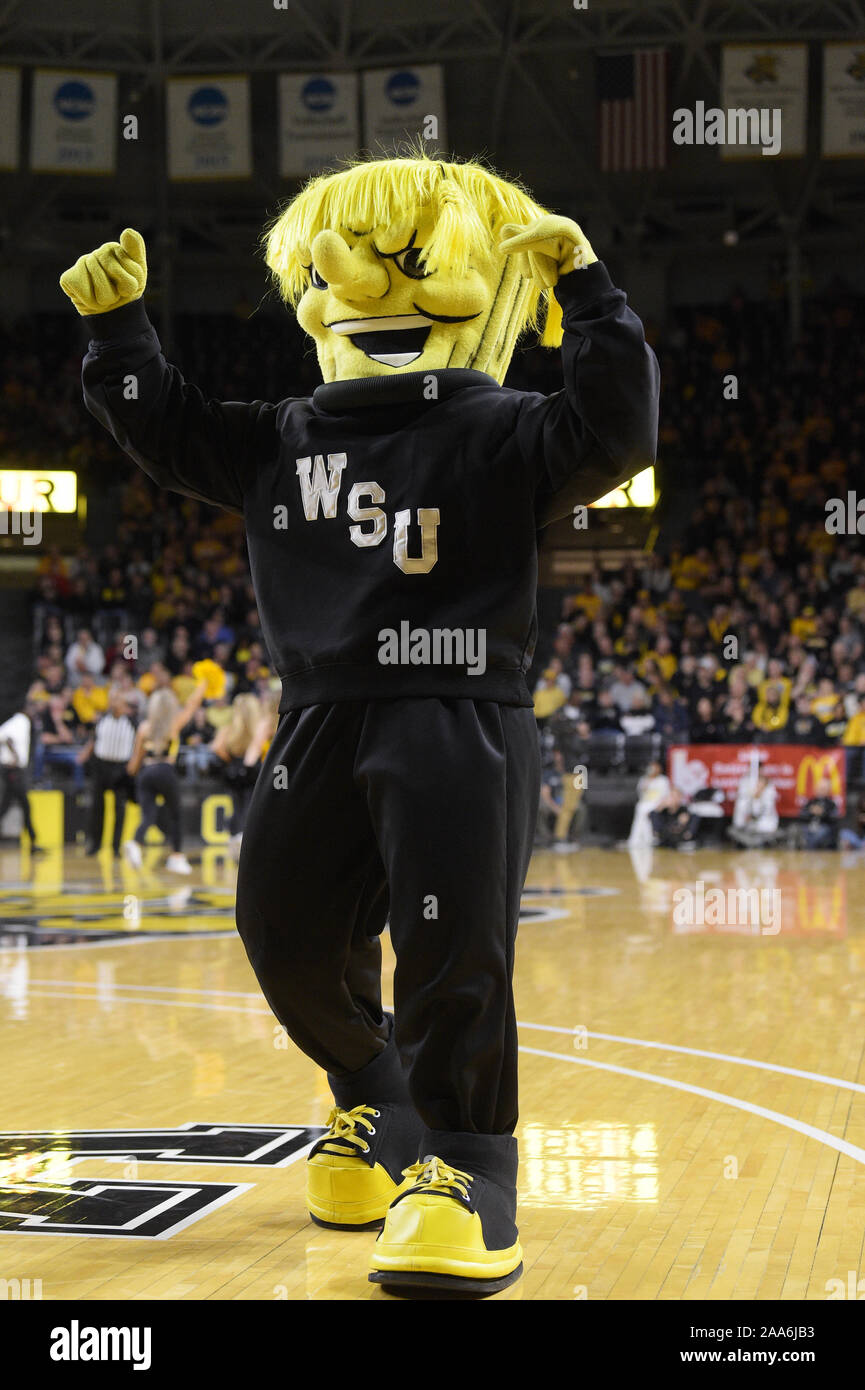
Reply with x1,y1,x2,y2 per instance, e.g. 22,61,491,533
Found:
822,43,865,157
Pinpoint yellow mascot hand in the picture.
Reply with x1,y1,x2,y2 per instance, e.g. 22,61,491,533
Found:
498,215,597,288
59,227,147,316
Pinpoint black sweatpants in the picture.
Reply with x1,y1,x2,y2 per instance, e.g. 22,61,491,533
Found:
134,762,182,852
235,699,540,1138
88,758,132,852
0,767,36,842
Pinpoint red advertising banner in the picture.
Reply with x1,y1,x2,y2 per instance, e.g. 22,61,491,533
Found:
667,744,846,817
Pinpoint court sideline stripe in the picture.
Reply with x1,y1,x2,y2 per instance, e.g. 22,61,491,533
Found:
518,1045,865,1168
22,988,271,1017
21,979,865,1097
516,1021,865,1095
16,989,865,1168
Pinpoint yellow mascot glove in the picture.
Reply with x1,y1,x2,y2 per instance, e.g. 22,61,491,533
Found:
498,215,597,288
59,227,147,316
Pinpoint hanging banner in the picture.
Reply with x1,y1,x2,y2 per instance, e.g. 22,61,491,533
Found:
719,44,807,159
167,75,251,180
30,69,117,174
278,73,359,176
822,44,865,157
362,65,446,151
0,68,21,170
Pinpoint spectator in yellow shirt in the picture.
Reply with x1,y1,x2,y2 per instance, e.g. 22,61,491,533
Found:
843,700,865,781
137,661,172,697
71,673,109,728
752,687,790,735
843,703,865,746
672,549,712,591
757,662,791,708
811,678,839,724
567,579,602,622
790,606,817,642
707,604,731,646
534,668,567,722
639,634,677,684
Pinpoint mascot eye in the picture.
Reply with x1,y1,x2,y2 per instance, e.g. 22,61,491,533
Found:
307,264,328,290
394,247,429,280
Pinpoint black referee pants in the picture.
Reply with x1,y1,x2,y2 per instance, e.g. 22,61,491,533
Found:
235,699,539,1139
0,768,36,842
88,758,132,852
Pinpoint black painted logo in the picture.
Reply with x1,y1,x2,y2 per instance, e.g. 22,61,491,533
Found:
0,1178,248,1240
0,1123,326,1239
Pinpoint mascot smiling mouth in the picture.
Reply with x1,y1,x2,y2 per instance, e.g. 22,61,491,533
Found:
326,309,480,368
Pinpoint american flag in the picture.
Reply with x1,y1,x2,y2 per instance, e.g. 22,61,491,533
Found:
598,50,668,172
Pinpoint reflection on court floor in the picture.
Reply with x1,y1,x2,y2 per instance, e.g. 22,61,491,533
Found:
0,844,863,1300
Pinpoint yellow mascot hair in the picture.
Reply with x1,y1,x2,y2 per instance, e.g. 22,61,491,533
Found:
263,151,563,348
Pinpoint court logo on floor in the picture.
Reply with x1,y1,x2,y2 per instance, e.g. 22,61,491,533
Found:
0,1123,326,1239
0,884,236,945
0,1178,250,1240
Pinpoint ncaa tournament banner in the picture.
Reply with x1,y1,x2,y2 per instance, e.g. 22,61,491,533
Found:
668,744,846,817
822,44,865,157
0,68,21,169
167,75,251,180
720,44,807,159
278,73,359,176
30,69,116,174
362,65,446,150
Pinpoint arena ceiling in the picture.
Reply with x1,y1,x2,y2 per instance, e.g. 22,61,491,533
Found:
0,0,863,305
1,1,861,65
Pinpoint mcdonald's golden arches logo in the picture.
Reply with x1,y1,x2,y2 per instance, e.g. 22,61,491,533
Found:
796,752,842,799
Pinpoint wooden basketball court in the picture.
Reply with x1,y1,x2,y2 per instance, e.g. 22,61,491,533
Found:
1,842,863,1301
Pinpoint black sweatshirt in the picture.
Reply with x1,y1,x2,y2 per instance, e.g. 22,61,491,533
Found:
82,261,660,710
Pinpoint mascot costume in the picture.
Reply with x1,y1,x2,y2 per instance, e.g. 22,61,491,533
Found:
61,152,659,1296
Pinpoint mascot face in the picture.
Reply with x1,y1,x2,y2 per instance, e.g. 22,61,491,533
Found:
265,155,561,386
295,209,524,383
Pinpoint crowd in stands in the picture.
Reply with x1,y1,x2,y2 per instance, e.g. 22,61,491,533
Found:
533,545,865,769
533,285,865,798
5,282,865,856
24,468,279,787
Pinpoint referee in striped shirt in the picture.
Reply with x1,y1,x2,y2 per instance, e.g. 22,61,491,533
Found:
80,693,137,856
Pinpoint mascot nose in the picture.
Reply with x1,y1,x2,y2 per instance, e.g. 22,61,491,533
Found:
311,231,389,299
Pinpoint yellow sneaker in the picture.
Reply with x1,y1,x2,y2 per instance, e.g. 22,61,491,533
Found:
369,1155,523,1295
306,1104,415,1230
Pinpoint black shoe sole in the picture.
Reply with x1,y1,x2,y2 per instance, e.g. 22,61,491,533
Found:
309,1212,385,1232
369,1262,523,1298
